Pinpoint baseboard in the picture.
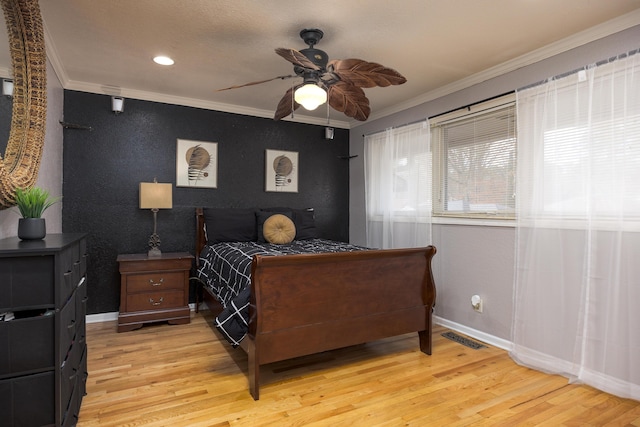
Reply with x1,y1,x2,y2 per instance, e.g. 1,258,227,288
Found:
434,315,513,351
86,311,118,323
87,309,513,353
86,303,201,324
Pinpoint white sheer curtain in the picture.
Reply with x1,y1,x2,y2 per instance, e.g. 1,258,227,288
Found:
513,51,640,400
364,120,431,249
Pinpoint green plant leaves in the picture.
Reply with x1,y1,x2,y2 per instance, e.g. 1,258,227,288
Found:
14,187,61,218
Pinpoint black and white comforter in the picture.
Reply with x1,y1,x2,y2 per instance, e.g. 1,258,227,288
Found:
196,239,368,347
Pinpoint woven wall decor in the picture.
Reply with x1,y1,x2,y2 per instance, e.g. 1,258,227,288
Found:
0,0,47,209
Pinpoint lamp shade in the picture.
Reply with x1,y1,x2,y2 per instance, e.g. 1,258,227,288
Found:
294,83,327,110
139,182,173,209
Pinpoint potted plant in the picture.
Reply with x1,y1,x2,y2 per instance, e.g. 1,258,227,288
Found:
14,186,61,240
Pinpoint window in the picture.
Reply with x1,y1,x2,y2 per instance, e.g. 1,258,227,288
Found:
365,124,432,217
517,63,640,221
364,121,432,248
431,94,516,219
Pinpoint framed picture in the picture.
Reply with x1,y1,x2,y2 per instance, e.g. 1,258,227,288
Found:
176,139,217,188
265,149,298,193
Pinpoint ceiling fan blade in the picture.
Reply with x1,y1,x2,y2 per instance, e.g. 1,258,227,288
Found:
328,59,407,88
328,81,371,121
273,86,301,120
215,74,295,92
275,48,321,71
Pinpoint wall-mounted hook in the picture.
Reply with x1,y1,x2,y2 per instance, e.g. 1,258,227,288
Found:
59,121,93,131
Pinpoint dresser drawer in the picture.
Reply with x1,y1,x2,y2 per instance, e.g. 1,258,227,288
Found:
0,256,55,310
59,243,82,306
0,313,54,377
58,296,77,364
126,271,185,293
76,279,88,347
60,340,83,415
0,234,88,427
126,290,184,312
0,371,55,427
62,378,81,427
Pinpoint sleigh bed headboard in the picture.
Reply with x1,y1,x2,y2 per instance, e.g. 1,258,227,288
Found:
195,206,319,267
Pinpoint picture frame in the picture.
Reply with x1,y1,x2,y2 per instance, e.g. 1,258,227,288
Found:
176,139,217,188
265,149,298,193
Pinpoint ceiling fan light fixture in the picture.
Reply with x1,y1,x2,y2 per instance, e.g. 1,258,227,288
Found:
294,83,327,110
153,55,174,66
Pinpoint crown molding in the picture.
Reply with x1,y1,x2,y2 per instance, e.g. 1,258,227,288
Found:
43,20,68,87
61,79,351,128
42,16,350,129
353,9,640,127
45,19,344,130
63,80,349,129
43,8,639,130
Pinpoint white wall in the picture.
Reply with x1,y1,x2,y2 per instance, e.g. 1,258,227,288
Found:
349,25,640,342
0,59,64,239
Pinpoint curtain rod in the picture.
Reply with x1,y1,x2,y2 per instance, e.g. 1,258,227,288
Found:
362,118,428,138
363,90,519,138
518,47,639,92
365,47,638,137
427,90,514,121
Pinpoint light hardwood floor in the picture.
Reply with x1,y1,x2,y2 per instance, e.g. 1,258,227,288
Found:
77,311,640,426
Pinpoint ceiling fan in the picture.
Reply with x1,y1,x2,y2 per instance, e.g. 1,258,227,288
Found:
216,29,407,121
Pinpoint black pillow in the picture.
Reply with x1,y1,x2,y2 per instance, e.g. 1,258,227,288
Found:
260,207,291,214
256,210,293,243
291,208,318,240
204,208,257,243
259,207,318,240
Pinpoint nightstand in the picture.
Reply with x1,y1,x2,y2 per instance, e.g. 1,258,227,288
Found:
116,252,194,332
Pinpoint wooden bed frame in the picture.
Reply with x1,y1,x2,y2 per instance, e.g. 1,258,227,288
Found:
195,207,437,400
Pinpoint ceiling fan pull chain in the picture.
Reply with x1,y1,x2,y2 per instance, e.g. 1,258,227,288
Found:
326,99,330,124
291,82,295,119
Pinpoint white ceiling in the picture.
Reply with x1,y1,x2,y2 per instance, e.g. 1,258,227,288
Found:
9,1,640,128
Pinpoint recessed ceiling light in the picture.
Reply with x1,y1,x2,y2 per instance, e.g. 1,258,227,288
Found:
153,56,174,66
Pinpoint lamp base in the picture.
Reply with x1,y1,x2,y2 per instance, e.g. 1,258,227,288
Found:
148,247,162,257
147,230,162,257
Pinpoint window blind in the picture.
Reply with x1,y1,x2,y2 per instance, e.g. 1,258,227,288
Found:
432,101,516,218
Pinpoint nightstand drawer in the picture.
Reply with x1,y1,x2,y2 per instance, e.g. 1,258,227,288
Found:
117,252,193,332
126,290,184,312
126,271,184,293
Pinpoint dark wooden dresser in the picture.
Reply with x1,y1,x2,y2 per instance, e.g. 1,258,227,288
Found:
0,233,88,427
116,252,193,332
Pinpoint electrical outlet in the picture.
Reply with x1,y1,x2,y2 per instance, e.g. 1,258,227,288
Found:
471,295,483,313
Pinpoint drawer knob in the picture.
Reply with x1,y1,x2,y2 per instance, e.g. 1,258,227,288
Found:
149,297,164,306
149,277,164,287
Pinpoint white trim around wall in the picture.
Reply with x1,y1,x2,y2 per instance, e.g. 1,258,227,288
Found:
434,315,513,352
87,308,514,354
86,303,203,324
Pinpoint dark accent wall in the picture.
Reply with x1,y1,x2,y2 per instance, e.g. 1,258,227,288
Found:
62,91,350,314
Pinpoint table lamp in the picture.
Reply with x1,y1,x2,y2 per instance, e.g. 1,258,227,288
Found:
139,180,173,257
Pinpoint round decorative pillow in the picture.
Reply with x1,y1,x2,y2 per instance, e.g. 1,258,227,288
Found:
262,214,296,244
